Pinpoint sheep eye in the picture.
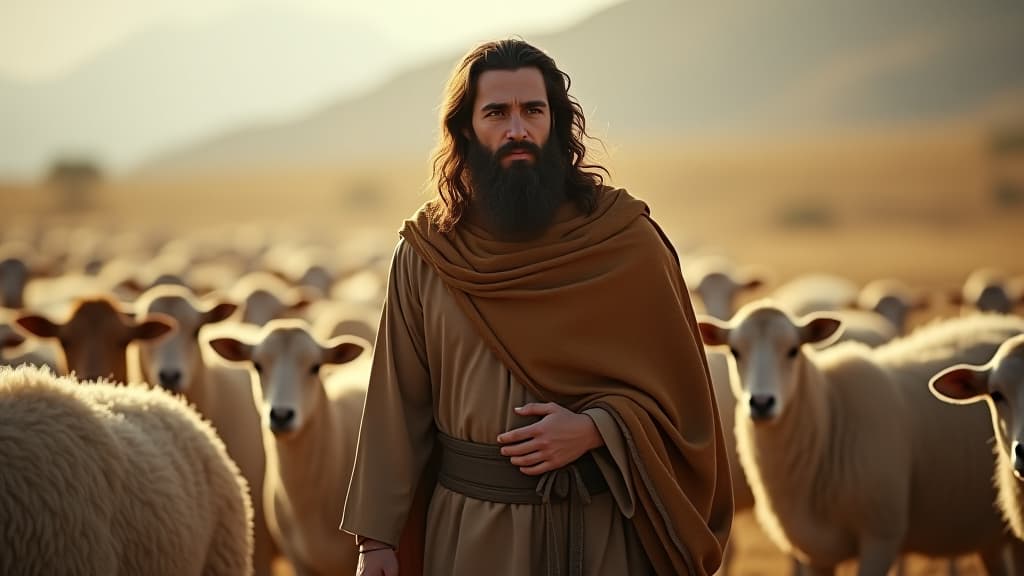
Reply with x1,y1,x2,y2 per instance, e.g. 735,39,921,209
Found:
991,390,1006,403
253,362,263,373
310,363,322,375
729,347,741,361
787,347,799,359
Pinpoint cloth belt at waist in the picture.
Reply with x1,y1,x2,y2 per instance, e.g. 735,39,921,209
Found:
437,431,609,576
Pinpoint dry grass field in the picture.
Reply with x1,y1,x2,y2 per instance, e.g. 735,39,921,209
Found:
2,125,1022,575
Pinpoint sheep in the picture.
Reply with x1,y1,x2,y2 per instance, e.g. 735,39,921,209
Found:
127,284,276,576
306,299,380,346
15,295,175,382
229,272,315,326
822,309,897,348
698,304,1024,575
683,254,765,320
930,333,1024,540
855,279,929,335
0,364,253,575
771,273,859,317
709,307,893,576
0,248,31,308
209,319,368,576
952,268,1018,315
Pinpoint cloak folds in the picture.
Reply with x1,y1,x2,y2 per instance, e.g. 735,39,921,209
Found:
400,187,733,575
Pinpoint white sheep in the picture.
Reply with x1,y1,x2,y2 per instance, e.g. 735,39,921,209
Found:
229,272,315,326
952,268,1019,315
684,254,765,320
855,279,929,335
698,304,1024,575
930,333,1024,540
708,306,893,576
127,285,277,576
0,364,253,575
209,319,369,576
0,248,31,308
771,273,859,317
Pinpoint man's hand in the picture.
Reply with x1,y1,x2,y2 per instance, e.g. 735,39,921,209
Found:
355,538,398,576
497,403,604,476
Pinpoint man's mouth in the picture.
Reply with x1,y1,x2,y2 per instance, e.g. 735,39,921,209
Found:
503,149,534,162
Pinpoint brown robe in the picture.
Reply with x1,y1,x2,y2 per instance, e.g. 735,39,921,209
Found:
342,187,731,575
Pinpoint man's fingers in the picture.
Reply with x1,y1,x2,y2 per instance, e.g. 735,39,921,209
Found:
514,402,560,417
497,422,539,444
500,439,540,456
509,451,546,467
520,461,554,476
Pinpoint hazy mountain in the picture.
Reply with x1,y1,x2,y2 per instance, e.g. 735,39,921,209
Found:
0,3,401,178
140,0,1024,177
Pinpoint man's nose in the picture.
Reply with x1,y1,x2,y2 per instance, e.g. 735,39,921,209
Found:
506,113,527,141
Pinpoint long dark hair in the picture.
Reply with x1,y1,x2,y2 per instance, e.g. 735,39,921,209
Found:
427,39,608,232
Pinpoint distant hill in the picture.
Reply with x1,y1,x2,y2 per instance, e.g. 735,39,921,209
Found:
0,3,401,178
140,0,1024,176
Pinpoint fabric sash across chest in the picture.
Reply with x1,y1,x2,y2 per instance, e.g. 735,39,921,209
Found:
437,432,608,576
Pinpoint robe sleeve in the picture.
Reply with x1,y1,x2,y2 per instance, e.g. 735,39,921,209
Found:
583,407,636,518
341,239,435,546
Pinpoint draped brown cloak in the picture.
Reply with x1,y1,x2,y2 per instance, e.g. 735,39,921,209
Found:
392,187,733,575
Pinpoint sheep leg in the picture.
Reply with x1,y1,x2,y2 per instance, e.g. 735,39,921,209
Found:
855,536,900,576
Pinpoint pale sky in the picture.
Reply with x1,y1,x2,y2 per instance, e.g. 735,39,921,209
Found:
0,0,623,81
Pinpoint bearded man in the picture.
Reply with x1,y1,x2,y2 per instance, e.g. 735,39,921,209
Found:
341,38,732,576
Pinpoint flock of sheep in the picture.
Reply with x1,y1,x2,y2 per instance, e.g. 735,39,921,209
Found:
1,219,1023,575
0,223,386,575
688,257,1024,574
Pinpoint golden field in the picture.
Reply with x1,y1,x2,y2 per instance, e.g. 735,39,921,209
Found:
3,124,1023,575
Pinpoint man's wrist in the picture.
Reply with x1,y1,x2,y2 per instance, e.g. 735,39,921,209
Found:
355,535,393,552
581,412,605,450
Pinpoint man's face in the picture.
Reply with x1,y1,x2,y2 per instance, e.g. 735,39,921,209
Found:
470,68,551,164
464,66,568,242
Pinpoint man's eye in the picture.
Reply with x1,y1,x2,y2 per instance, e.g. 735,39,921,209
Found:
527,108,543,115
485,110,502,118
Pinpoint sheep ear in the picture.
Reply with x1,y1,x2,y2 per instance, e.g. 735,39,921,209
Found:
202,302,238,325
930,365,990,404
209,337,254,364
696,316,731,347
15,315,61,339
799,315,843,346
129,313,177,343
321,336,366,366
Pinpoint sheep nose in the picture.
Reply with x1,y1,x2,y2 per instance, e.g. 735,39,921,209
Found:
749,395,776,419
158,369,182,390
269,407,296,432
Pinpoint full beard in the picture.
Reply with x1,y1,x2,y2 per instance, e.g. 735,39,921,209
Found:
467,135,567,242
